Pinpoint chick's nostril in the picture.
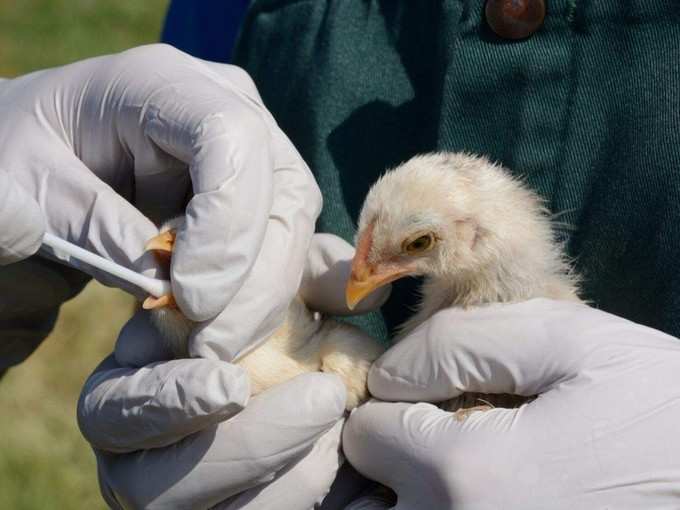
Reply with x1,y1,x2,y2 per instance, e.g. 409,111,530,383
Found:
350,260,373,282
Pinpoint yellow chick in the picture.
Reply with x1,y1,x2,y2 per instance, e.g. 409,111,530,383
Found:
144,220,384,411
346,152,582,415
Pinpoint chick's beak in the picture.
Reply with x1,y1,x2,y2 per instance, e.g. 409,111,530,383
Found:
345,265,409,310
345,224,412,310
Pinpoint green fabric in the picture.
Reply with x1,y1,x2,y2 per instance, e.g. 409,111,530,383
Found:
234,0,680,342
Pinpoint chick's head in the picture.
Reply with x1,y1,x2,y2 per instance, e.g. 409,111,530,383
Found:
346,152,542,310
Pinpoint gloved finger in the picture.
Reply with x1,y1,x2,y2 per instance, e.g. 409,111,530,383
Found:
199,60,264,104
300,234,391,316
0,171,45,264
188,129,321,361
113,310,174,368
214,419,344,510
369,299,614,403
97,372,345,510
78,354,249,453
319,462,377,510
343,400,519,510
20,149,161,298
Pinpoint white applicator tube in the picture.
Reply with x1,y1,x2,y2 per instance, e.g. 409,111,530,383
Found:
41,232,171,298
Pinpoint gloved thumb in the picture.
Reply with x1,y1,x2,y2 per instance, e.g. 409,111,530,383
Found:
300,233,391,316
0,171,45,264
368,299,609,403
343,399,524,510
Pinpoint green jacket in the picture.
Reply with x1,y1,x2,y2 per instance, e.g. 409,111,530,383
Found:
234,0,680,342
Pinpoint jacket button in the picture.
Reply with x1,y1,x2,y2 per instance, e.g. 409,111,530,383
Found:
485,0,546,40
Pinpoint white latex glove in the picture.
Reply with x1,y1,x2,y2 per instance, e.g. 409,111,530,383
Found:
343,299,680,510
0,43,321,360
0,171,44,264
79,234,390,510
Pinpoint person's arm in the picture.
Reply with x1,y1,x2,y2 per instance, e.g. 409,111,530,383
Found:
343,299,680,509
161,0,250,63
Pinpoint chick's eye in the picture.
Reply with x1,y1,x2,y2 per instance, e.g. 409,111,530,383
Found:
403,233,435,254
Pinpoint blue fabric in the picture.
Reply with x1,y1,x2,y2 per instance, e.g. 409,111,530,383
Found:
161,0,250,63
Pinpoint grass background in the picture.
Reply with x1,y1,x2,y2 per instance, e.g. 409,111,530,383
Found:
0,1,168,508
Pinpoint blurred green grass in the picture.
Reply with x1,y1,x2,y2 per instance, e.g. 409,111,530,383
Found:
0,1,168,508
0,0,168,76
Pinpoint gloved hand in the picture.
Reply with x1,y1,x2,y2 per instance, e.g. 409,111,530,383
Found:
0,43,321,361
79,234,390,510
343,299,680,510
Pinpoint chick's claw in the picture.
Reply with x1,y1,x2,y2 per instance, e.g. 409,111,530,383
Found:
143,226,179,310
142,294,177,310
145,229,177,264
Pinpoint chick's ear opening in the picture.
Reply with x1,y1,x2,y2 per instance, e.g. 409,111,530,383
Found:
455,219,479,250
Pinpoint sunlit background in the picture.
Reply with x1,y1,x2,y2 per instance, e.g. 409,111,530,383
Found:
0,1,168,508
